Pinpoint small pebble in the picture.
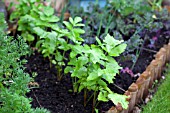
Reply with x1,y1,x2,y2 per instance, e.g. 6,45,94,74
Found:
133,106,141,113
134,73,141,77
162,76,165,79
145,97,150,103
149,95,153,99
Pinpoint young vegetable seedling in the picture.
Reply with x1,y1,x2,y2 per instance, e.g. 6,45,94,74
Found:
65,34,129,112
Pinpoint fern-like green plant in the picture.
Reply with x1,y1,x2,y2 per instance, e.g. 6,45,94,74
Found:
0,12,50,113
0,12,7,34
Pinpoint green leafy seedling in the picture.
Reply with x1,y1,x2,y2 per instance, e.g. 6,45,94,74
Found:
65,34,128,110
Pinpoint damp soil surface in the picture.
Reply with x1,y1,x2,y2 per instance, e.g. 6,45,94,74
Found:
26,35,169,113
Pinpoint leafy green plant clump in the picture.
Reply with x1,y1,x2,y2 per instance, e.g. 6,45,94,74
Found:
35,16,85,80
9,0,86,80
9,0,130,110
35,15,129,110
9,0,130,111
65,34,128,109
69,0,167,68
0,12,50,113
10,0,60,42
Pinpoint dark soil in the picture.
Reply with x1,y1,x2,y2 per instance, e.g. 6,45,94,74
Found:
25,33,169,113
2,0,169,112
25,52,93,113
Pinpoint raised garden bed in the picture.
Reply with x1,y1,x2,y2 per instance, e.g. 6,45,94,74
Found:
107,40,170,113
1,0,170,113
142,64,170,113
25,38,169,113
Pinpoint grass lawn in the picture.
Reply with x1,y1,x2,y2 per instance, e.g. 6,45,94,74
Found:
142,64,170,113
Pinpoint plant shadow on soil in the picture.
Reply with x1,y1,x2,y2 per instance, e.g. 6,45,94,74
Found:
26,35,169,113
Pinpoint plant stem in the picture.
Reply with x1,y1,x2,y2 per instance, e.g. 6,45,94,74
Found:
86,92,94,106
94,101,100,108
72,77,77,93
139,47,157,53
131,49,140,70
113,83,126,92
84,88,87,107
130,23,149,70
105,14,114,34
32,89,42,107
72,78,75,92
97,14,103,38
92,90,97,113
56,66,62,81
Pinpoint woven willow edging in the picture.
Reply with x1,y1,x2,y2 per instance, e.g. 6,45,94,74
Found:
107,41,170,113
